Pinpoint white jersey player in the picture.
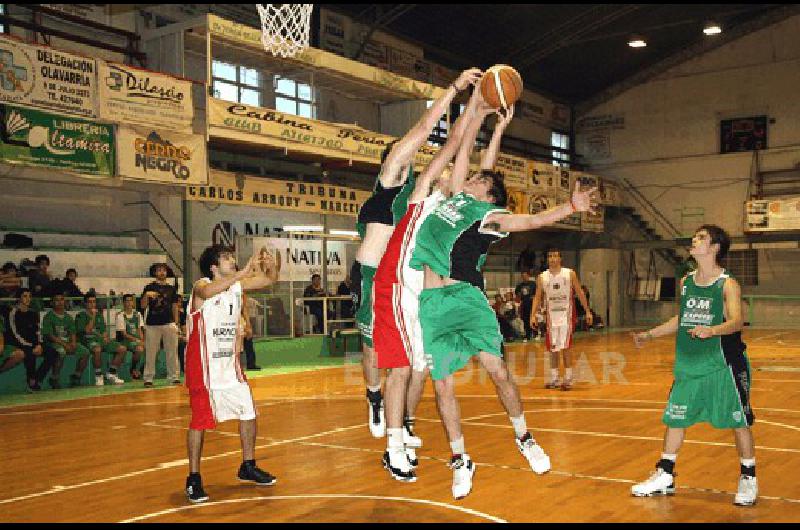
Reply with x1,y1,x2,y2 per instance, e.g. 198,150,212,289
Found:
184,244,280,504
530,248,591,390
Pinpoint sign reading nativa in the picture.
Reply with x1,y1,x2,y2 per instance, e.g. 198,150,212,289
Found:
0,35,97,118
117,125,207,185
99,62,194,130
188,170,371,217
0,103,113,176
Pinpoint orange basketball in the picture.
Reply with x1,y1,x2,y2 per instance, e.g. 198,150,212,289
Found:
480,65,523,109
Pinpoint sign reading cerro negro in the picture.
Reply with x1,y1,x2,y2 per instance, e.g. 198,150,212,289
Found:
0,35,97,118
99,62,194,130
187,170,371,217
117,125,207,185
0,103,113,176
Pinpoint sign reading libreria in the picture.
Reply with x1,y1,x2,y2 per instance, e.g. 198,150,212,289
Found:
0,35,97,118
98,62,194,131
0,103,114,176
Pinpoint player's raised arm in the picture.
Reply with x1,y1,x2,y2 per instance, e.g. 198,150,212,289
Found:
448,99,497,196
480,104,514,171
484,181,599,233
193,255,257,307
380,68,482,188
241,248,282,291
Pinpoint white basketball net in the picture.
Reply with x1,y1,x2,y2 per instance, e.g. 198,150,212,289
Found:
256,4,314,58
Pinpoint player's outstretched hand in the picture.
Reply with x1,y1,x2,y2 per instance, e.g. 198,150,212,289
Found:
571,181,600,215
454,68,483,91
496,104,515,128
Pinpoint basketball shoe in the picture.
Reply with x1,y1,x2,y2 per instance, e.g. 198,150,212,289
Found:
450,454,475,500
185,475,209,504
734,475,757,506
382,449,416,482
237,461,277,486
516,433,551,474
631,468,675,497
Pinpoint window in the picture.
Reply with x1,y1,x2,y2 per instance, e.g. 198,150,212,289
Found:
212,60,262,107
426,102,468,147
1,5,6,34
723,250,758,286
275,76,315,118
551,131,570,167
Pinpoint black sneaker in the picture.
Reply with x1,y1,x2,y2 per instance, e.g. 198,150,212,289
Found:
246,365,262,371
69,374,81,387
144,381,154,388
185,475,209,504
48,377,61,390
237,462,277,486
27,381,42,393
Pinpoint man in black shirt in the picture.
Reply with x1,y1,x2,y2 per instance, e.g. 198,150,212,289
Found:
303,274,327,334
514,270,538,341
337,275,354,318
140,263,180,387
5,289,56,391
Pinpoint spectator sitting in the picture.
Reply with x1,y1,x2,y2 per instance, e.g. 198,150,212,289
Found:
303,274,328,334
4,288,56,392
0,311,25,375
503,291,526,339
42,293,91,389
75,292,126,386
28,254,52,298
1,261,23,301
337,275,354,319
114,294,145,380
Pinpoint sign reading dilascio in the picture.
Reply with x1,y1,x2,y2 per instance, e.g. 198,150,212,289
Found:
98,62,194,131
0,35,97,118
0,103,114,176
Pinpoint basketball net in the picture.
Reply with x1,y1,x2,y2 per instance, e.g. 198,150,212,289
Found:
256,4,314,59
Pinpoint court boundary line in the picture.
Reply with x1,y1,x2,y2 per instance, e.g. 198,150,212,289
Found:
118,495,507,523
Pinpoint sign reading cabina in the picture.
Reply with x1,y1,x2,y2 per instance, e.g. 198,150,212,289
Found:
187,170,371,217
117,125,207,185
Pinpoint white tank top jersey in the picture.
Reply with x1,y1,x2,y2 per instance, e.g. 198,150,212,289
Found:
400,190,445,295
187,278,246,391
541,267,573,326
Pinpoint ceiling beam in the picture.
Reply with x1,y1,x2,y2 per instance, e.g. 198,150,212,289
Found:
576,4,800,116
352,4,417,60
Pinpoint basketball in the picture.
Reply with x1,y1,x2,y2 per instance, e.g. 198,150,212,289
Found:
480,64,523,109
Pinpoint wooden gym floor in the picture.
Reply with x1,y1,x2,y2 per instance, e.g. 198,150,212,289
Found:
2,329,799,523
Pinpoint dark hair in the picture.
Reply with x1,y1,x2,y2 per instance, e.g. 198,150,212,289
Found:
696,224,730,266
84,292,97,302
35,254,50,266
546,247,561,257
199,245,234,279
484,170,507,208
1,261,16,273
16,288,31,299
66,268,77,276
311,274,321,281
122,293,134,303
380,139,400,165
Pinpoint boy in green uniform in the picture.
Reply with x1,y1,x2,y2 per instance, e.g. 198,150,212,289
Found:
42,293,91,388
631,225,757,506
75,293,126,386
112,294,145,380
409,104,599,498
0,313,25,374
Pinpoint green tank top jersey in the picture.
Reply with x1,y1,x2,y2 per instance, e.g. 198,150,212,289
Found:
410,192,510,290
356,166,416,239
42,311,75,343
675,270,747,377
123,312,141,336
75,311,106,342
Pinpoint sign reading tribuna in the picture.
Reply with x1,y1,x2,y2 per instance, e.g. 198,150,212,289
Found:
0,103,114,176
187,170,371,217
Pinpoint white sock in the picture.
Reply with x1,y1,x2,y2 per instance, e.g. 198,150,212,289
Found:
550,368,559,381
367,384,381,393
565,367,573,380
387,428,404,450
661,453,677,462
510,414,528,439
450,436,465,456
740,458,755,467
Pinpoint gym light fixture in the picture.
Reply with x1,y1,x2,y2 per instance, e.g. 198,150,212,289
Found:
283,225,324,232
703,22,722,35
628,36,647,48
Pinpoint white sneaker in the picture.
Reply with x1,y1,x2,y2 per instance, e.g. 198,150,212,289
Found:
382,449,416,482
516,436,551,474
368,398,386,438
734,475,757,506
631,468,675,497
450,454,476,500
406,447,418,469
95,374,104,387
106,373,125,385
403,423,422,448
